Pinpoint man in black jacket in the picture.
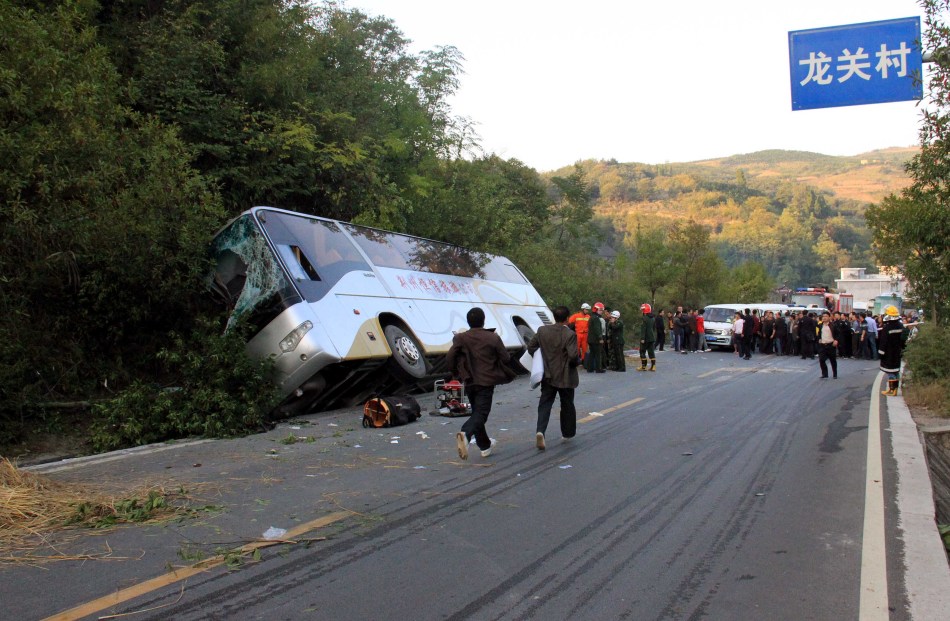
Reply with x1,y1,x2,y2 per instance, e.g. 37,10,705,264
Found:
677,310,692,355
738,308,752,360
654,309,666,351
527,305,579,450
799,312,818,360
447,307,516,460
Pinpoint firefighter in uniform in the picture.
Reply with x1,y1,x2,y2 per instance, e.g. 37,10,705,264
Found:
878,305,913,396
568,303,592,363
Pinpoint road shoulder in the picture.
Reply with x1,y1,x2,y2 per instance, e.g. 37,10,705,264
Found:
888,392,950,620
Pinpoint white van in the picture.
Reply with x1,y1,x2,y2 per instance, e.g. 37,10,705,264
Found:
702,303,794,350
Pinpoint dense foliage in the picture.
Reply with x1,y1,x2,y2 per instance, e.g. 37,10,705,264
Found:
0,0,914,450
865,0,950,416
867,0,950,326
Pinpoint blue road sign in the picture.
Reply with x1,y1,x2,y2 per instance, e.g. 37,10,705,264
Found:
789,17,922,111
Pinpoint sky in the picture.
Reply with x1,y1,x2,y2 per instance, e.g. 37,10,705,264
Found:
349,0,929,171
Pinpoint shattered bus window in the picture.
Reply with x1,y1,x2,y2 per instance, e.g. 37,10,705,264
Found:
209,215,300,334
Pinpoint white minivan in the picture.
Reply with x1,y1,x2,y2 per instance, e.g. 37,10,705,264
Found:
702,303,794,350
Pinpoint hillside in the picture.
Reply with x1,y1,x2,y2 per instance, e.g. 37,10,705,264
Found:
687,147,916,204
556,147,918,287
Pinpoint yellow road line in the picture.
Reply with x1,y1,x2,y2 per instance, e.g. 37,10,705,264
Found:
578,397,644,423
43,510,352,621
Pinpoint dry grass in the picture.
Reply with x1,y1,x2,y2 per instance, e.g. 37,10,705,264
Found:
904,382,950,419
1,458,195,561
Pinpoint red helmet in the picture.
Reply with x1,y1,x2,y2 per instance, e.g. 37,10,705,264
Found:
593,302,605,312
640,303,652,314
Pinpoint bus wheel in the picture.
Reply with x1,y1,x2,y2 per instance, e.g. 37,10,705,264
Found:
384,325,428,379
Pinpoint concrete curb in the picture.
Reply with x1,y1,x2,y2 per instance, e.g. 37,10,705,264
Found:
23,438,215,475
887,391,950,620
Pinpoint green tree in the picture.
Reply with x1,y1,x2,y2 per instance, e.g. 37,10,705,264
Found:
0,2,222,425
667,220,723,307
867,192,950,322
718,262,773,303
548,165,595,246
406,156,549,255
865,0,950,323
632,226,673,306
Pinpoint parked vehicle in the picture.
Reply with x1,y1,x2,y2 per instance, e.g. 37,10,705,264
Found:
701,303,792,350
791,287,853,313
209,207,552,414
869,292,903,316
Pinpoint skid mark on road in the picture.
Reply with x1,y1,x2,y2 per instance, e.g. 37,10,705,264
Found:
42,511,352,621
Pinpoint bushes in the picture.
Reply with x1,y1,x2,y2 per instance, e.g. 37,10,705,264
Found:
91,320,280,452
903,323,950,416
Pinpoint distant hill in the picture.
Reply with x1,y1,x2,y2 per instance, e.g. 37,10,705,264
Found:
685,147,916,204
552,147,918,286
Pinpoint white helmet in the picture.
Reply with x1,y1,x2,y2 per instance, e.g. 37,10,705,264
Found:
610,310,620,318
581,303,591,310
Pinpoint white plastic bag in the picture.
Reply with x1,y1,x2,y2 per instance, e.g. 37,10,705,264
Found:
529,349,544,389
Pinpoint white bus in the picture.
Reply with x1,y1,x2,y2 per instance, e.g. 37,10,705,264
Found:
209,207,552,414
702,303,794,350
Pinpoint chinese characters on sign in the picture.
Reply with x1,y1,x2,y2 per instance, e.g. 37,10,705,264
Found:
789,17,922,111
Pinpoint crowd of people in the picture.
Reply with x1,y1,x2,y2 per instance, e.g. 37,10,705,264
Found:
445,300,920,461
724,308,910,362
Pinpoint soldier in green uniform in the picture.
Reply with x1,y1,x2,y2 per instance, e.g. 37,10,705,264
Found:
607,310,626,371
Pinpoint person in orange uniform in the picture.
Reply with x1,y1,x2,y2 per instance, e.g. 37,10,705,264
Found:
568,303,592,362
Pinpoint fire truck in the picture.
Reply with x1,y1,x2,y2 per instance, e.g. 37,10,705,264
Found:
790,287,853,313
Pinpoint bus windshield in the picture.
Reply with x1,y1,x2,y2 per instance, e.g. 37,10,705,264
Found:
209,215,301,334
259,210,370,302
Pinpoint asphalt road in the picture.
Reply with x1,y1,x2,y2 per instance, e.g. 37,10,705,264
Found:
7,348,948,620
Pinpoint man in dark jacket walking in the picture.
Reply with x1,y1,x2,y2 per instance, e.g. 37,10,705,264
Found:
654,309,666,351
637,303,658,371
527,305,580,450
446,307,516,460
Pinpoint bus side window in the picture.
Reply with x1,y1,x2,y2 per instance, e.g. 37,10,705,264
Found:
278,245,321,281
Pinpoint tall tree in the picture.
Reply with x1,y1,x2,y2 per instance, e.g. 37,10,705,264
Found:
717,262,773,303
548,164,595,246
632,226,673,306
0,1,221,417
667,220,723,308
865,0,950,323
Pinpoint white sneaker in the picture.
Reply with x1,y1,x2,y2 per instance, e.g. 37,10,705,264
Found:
536,432,546,451
480,438,497,458
456,432,468,460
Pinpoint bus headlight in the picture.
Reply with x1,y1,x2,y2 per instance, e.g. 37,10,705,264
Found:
279,321,313,353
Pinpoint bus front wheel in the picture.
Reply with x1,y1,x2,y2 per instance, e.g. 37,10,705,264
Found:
384,325,428,379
